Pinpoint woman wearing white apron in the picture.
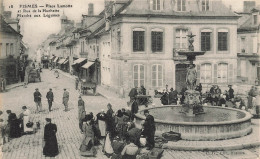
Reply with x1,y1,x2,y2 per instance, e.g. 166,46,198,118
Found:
96,109,106,137
21,106,33,134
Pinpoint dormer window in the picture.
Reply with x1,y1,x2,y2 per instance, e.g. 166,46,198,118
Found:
151,0,162,11
202,0,209,11
177,0,186,11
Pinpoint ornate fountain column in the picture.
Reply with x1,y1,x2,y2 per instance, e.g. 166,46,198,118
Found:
178,32,205,116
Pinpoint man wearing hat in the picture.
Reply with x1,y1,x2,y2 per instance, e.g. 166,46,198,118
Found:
143,110,155,150
227,85,234,101
63,89,69,111
75,77,79,90
34,88,42,113
46,89,54,112
78,96,85,133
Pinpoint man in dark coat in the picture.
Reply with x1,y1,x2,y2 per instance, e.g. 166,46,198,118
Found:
63,89,69,111
43,118,58,157
78,96,86,133
160,92,169,105
106,103,115,138
34,88,42,113
75,78,79,90
168,88,178,105
131,99,139,121
46,88,54,112
228,85,234,101
143,110,155,150
128,86,138,104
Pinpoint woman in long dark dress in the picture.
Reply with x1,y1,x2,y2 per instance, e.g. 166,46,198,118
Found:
43,118,58,157
9,113,21,138
106,103,115,138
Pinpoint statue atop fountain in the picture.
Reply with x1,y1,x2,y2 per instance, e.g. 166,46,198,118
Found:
178,32,205,116
186,63,197,90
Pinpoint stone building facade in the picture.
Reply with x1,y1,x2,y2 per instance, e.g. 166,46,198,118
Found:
101,0,239,96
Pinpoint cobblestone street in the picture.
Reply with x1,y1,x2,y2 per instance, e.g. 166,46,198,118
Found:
0,69,260,159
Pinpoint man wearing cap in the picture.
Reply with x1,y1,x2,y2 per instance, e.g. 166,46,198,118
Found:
143,110,155,150
34,88,42,113
227,85,234,101
46,89,54,112
63,89,69,111
75,78,79,90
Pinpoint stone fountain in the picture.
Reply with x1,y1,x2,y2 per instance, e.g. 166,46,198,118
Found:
178,32,205,116
135,32,252,141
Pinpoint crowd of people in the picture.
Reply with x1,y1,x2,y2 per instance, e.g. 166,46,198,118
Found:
1,86,156,159
158,83,258,112
77,101,156,158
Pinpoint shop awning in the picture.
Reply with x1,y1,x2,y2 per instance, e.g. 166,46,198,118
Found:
72,58,87,65
53,57,59,63
81,61,94,69
58,59,66,64
63,60,69,64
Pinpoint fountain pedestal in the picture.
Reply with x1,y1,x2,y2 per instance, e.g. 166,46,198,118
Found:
177,32,206,116
180,90,204,116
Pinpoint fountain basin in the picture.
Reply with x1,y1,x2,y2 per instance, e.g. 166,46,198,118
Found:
135,106,252,141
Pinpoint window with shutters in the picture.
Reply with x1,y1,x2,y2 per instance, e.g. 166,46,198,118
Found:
177,0,186,11
240,37,246,53
151,31,163,52
152,64,163,87
252,36,257,53
201,0,210,11
133,30,145,52
217,63,228,83
240,60,246,77
175,29,188,49
218,31,228,51
117,29,121,52
201,31,211,51
152,0,162,11
97,45,100,57
10,43,13,55
133,64,145,87
200,63,212,83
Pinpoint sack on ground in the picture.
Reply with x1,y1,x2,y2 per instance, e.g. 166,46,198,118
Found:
148,148,164,159
162,131,181,141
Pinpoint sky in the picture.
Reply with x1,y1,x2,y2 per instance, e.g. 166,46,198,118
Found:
2,0,260,54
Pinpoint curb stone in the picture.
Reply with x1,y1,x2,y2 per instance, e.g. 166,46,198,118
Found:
162,141,260,151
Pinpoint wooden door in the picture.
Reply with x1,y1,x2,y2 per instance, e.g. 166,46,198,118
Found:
175,64,187,93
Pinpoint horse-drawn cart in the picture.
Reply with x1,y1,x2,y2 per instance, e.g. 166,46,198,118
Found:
28,69,41,83
80,80,97,95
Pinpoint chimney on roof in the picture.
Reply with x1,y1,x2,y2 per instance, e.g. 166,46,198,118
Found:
243,1,256,13
88,3,94,15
